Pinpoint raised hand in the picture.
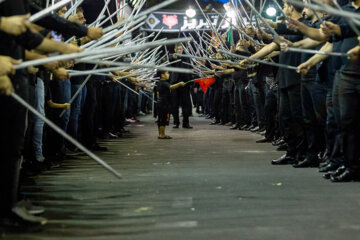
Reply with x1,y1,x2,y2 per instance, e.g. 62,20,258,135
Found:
0,56,20,76
297,62,312,75
321,21,341,36
0,14,30,36
0,75,14,96
87,27,104,40
53,68,69,81
347,45,360,62
286,18,300,31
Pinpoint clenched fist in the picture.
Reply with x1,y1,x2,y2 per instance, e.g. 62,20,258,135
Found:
0,75,14,96
53,68,69,81
0,14,29,36
0,56,20,76
87,27,104,40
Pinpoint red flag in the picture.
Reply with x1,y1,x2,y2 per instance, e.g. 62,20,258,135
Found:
194,76,215,93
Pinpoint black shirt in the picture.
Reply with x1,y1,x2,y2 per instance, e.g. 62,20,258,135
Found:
232,50,251,85
276,18,306,88
326,2,352,86
0,0,44,78
157,80,171,106
337,5,360,76
301,20,322,82
170,56,191,84
29,1,88,38
71,63,86,84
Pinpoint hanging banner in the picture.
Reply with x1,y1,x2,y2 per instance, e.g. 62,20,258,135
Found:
142,11,252,32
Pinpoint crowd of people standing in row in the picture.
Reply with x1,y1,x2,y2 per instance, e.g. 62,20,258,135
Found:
1,0,360,231
169,0,360,184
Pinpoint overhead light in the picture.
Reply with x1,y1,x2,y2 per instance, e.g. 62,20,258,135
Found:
266,7,277,17
129,0,139,8
186,8,196,18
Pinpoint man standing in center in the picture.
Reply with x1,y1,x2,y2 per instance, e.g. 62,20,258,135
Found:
170,44,193,129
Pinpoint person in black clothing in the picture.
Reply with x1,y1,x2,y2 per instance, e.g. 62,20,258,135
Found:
285,7,328,168
241,1,307,166
156,70,185,139
170,44,193,129
318,1,360,181
291,0,354,177
0,0,83,226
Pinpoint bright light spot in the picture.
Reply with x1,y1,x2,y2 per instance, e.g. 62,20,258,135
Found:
186,8,196,18
266,7,277,17
226,10,236,18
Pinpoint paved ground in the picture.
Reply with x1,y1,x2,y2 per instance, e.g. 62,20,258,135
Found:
2,114,360,240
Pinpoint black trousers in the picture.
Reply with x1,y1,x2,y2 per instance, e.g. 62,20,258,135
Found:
23,80,36,161
301,81,327,160
213,87,223,122
327,71,344,165
101,82,117,134
81,80,97,148
264,87,278,140
338,72,360,170
221,84,232,124
0,74,28,216
172,88,192,125
234,84,242,126
113,84,126,132
157,105,170,127
279,84,306,157
251,81,266,128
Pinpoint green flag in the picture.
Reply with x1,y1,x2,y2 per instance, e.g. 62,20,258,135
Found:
227,26,234,46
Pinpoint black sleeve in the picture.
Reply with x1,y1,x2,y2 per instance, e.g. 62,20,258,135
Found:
276,23,304,36
248,45,256,54
165,81,171,91
15,29,44,50
29,1,88,38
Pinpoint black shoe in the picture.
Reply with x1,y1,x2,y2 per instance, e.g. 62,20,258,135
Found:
276,143,287,151
91,143,108,152
293,158,319,168
15,200,45,216
119,128,130,134
273,138,285,146
318,163,340,173
244,124,254,131
173,124,179,128
9,205,47,226
239,124,250,130
22,160,49,174
323,165,346,179
230,125,239,130
331,169,360,182
271,154,297,165
183,125,193,129
256,137,271,143
99,132,117,139
254,127,265,133
250,126,260,132
210,121,220,125
259,130,266,136
205,115,214,119
319,160,330,168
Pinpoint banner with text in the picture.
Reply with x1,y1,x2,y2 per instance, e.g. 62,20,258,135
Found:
142,11,253,32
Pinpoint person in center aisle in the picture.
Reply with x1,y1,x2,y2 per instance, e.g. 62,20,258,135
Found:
170,44,193,129
156,70,185,139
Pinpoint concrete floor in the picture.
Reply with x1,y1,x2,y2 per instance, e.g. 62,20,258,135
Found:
2,114,360,240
